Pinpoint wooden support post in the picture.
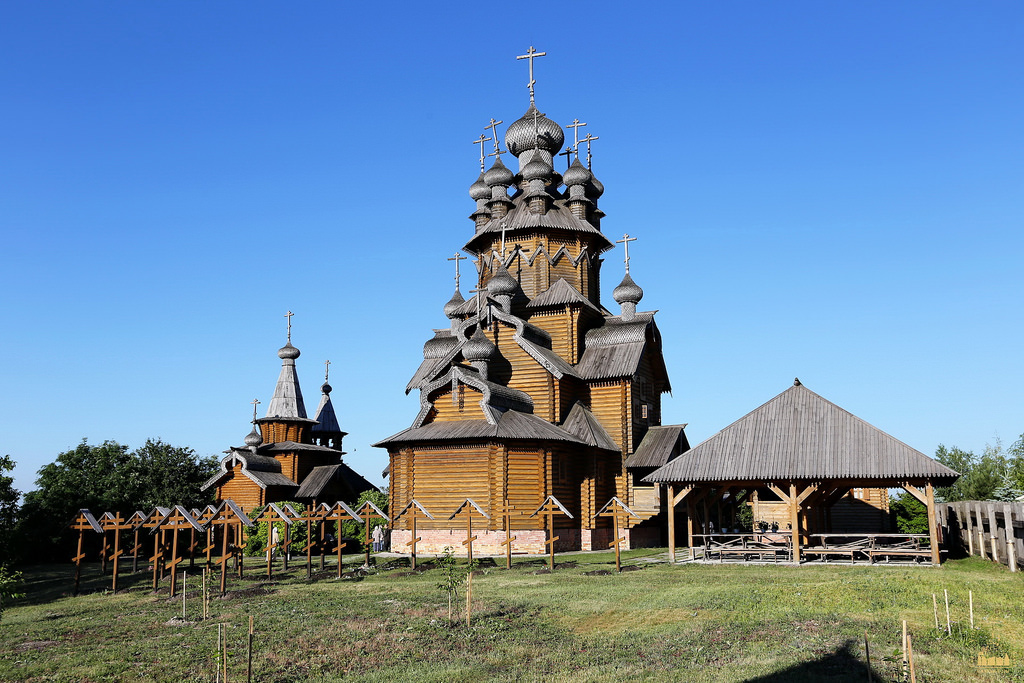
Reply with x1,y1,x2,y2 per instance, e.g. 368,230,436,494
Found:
964,502,974,556
926,482,940,565
151,535,161,591
789,482,801,563
220,524,229,595
110,513,123,593
319,518,326,570
975,502,986,559
409,514,418,571
1004,503,1017,572
132,528,141,574
499,502,518,570
73,529,85,595
169,528,180,598
336,520,345,578
667,485,676,563
986,503,999,563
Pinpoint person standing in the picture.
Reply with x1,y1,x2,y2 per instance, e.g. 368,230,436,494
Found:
371,524,384,553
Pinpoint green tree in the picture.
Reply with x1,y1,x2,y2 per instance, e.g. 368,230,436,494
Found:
935,443,1005,502
16,439,217,562
889,492,929,533
0,565,24,623
0,456,20,565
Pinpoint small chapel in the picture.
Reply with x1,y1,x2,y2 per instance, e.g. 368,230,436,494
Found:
203,314,377,513
374,48,685,553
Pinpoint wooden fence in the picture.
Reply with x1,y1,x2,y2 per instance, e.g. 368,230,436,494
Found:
938,501,1023,571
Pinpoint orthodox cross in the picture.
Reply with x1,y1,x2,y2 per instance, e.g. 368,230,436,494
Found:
324,359,331,382
250,398,260,423
579,133,599,169
617,233,637,274
448,251,466,289
284,310,294,343
566,118,587,153
499,221,509,258
469,285,486,326
557,146,574,170
472,134,490,171
516,46,546,103
486,118,505,157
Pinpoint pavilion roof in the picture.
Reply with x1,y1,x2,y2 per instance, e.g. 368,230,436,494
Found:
644,381,959,485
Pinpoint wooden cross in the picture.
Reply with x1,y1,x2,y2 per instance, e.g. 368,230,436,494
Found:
486,118,504,157
100,512,133,592
448,499,490,564
472,133,491,171
250,398,260,423
516,46,547,103
320,502,361,578
393,500,434,571
617,233,637,274
579,133,599,169
558,146,574,170
500,222,509,258
448,252,466,290
566,118,587,151
206,500,254,594
69,510,103,595
293,505,326,580
253,503,293,578
468,286,486,327
284,310,294,343
126,510,146,574
592,497,641,572
157,507,203,598
530,496,574,571
141,507,170,591
498,501,520,570
355,500,389,568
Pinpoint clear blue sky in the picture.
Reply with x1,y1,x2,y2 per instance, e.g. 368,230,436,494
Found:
2,2,1021,498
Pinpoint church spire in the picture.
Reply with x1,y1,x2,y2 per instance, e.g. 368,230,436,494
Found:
264,312,309,424
311,359,346,449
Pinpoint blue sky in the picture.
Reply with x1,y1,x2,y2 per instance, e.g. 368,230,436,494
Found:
2,2,1021,497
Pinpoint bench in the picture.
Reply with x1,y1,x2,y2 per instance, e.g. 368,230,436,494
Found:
868,548,933,563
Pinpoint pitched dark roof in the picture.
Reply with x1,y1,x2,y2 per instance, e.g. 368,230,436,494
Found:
295,463,379,500
464,195,613,254
526,278,601,314
643,383,960,485
561,401,620,451
625,424,689,469
374,409,586,447
574,313,670,390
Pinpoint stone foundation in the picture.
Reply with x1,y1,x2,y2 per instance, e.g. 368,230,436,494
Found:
389,525,663,556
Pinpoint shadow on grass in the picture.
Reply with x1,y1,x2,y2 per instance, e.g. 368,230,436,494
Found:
742,639,882,682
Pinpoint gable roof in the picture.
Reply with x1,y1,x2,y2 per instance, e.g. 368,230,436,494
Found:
526,278,602,314
644,382,960,485
294,462,379,500
560,401,620,451
373,409,587,448
625,424,690,469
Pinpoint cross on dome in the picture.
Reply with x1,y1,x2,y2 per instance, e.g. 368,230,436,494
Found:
284,310,294,343
617,233,637,274
579,133,599,170
566,119,587,156
472,134,491,171
486,119,505,157
448,251,467,289
324,359,331,382
516,46,547,104
250,398,260,423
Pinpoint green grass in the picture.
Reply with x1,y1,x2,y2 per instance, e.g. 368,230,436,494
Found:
1,551,1023,682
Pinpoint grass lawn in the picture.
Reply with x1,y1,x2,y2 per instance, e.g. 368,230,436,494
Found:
1,550,1022,682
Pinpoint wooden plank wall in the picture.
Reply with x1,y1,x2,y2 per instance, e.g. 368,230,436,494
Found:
942,501,1023,571
430,386,486,422
218,471,264,513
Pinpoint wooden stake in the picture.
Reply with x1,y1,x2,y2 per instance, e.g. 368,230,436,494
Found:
969,590,974,629
466,569,472,627
863,631,872,682
932,593,938,629
907,634,916,683
216,623,222,683
182,571,186,620
247,615,254,683
223,622,228,683
902,620,907,669
944,589,951,634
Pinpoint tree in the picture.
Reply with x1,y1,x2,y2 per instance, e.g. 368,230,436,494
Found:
934,443,1005,502
889,492,929,534
0,456,20,565
16,439,218,562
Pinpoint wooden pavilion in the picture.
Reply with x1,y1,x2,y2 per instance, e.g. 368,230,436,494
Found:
374,48,683,554
644,380,960,564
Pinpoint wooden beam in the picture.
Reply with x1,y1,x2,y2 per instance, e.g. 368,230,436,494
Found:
926,482,940,565
796,483,819,506
903,483,927,506
667,485,676,563
672,485,695,507
789,482,801,563
767,484,791,505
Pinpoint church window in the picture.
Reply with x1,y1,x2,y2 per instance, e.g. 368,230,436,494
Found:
852,488,864,499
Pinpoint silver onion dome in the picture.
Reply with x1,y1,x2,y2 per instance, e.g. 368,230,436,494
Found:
443,289,466,319
483,157,514,187
487,265,518,296
522,155,552,182
321,381,332,395
563,157,591,187
463,326,497,362
505,104,564,157
587,174,604,199
469,172,490,200
278,342,300,360
612,272,644,305
244,425,263,448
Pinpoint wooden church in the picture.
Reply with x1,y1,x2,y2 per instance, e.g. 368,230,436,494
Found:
203,317,376,513
374,48,686,553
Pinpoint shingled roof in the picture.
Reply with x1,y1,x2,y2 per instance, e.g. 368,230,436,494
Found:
625,424,690,469
374,409,586,447
644,381,959,485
